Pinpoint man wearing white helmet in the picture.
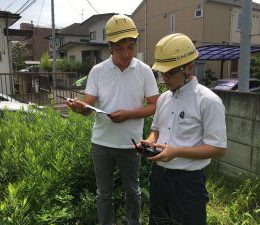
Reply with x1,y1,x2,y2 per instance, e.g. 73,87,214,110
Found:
141,33,227,225
67,14,159,225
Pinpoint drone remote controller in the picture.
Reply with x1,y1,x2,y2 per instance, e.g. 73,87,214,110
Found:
131,139,162,157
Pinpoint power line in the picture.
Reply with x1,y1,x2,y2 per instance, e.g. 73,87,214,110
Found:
16,0,37,14
4,0,17,11
36,0,45,27
66,0,82,17
16,0,32,13
85,0,99,14
19,0,37,14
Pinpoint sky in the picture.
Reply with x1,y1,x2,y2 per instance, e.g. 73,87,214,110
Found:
0,0,143,29
1,0,260,30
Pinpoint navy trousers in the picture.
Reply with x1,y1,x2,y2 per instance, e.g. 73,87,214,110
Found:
149,164,209,225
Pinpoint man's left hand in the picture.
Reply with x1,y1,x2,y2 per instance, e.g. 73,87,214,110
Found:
109,110,130,123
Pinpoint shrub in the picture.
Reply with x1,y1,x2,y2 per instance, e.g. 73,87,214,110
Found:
201,68,217,86
0,108,259,225
0,109,96,224
56,59,93,75
39,53,52,72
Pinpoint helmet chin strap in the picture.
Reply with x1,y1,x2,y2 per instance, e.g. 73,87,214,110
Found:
170,69,191,93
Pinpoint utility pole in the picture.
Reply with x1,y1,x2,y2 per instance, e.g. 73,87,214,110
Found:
238,0,252,91
82,9,84,22
51,0,56,87
144,0,147,63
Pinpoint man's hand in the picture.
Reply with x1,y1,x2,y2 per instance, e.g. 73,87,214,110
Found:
147,144,177,162
66,98,86,114
108,110,131,123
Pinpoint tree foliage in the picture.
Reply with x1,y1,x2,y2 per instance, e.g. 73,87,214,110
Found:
39,53,52,72
250,54,260,79
56,58,92,74
11,41,26,71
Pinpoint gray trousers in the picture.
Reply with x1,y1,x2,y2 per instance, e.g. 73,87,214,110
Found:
91,143,142,225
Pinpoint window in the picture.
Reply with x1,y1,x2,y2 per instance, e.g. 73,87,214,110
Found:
194,8,203,18
170,15,176,33
69,55,75,61
80,39,89,42
59,37,64,46
90,31,96,40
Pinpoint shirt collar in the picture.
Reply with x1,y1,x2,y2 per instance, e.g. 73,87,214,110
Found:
108,56,137,70
173,77,198,97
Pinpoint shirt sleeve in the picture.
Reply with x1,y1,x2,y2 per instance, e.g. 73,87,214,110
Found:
144,67,159,97
151,96,163,131
85,66,99,97
202,100,227,148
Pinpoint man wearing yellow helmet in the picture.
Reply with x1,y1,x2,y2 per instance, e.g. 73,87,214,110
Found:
67,14,159,225
140,33,227,225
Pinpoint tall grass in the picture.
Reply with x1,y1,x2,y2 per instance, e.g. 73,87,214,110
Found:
0,109,259,224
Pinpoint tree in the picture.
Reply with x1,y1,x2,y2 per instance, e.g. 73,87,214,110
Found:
39,53,52,72
11,41,27,71
250,54,260,79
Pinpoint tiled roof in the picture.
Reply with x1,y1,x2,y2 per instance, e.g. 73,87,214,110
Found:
59,23,89,36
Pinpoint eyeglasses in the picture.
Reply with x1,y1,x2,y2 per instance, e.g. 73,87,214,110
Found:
161,68,181,78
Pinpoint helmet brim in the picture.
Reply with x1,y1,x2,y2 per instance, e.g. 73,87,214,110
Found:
152,62,174,73
106,32,139,43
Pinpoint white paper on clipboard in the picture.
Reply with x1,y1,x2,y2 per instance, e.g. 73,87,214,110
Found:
84,104,109,115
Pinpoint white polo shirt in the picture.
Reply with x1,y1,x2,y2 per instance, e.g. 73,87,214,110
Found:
151,77,227,171
85,56,159,148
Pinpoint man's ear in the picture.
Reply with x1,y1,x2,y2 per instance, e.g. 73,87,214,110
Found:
109,46,113,54
184,63,193,73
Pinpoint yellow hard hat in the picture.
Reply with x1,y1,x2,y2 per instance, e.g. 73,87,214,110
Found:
105,14,139,43
152,33,199,73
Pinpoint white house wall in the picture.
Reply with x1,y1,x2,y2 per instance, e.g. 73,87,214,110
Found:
89,19,107,43
0,19,12,95
0,20,10,73
67,45,107,62
230,7,260,44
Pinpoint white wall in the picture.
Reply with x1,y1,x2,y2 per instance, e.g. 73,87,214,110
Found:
230,7,260,44
0,19,12,95
67,45,108,62
0,19,10,73
88,19,107,43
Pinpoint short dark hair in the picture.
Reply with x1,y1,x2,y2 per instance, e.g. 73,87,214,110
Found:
109,38,137,46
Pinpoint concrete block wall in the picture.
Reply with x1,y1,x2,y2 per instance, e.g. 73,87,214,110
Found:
213,91,260,179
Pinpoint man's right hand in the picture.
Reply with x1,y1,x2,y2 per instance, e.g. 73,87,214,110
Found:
66,98,86,114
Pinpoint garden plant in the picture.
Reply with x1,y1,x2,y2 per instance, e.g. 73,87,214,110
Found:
0,108,259,225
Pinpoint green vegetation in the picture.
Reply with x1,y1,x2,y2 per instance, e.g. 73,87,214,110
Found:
39,54,92,75
56,59,92,74
0,109,259,225
201,68,217,86
11,42,27,71
39,53,53,72
250,54,260,79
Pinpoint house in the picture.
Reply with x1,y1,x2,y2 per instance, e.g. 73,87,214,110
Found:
20,23,53,61
47,22,88,59
0,11,21,74
132,0,260,79
49,13,115,66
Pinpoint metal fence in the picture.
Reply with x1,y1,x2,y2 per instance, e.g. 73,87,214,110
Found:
0,72,86,106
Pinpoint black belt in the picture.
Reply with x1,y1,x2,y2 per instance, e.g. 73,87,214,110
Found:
154,163,201,174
